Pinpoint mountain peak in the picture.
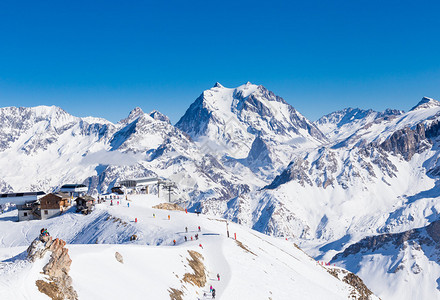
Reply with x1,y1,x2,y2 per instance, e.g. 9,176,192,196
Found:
121,107,144,124
149,110,170,123
213,82,224,88
410,97,440,111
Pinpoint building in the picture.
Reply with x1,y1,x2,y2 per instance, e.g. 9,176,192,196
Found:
59,184,87,197
118,177,159,194
16,201,41,221
0,191,45,221
75,195,95,215
39,193,71,220
111,186,124,195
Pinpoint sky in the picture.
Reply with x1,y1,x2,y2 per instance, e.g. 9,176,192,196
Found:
0,0,439,123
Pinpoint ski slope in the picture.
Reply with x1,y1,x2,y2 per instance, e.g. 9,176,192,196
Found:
0,194,374,299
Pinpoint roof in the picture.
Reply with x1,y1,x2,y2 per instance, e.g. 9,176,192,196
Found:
41,192,71,200
75,195,95,201
0,191,45,198
60,184,87,189
119,177,159,188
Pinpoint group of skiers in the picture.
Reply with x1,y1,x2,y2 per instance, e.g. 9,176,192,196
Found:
183,233,199,242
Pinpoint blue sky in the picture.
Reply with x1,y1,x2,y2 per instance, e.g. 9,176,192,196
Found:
0,0,439,123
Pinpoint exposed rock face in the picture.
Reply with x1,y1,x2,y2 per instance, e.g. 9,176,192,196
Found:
266,158,312,189
379,123,430,161
327,268,375,300
27,236,78,300
332,220,440,271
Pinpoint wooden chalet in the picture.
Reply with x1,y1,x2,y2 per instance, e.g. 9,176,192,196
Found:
75,195,95,214
39,192,72,220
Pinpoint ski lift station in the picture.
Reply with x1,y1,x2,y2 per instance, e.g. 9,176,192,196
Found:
0,191,46,221
0,191,46,206
59,184,88,197
118,177,160,193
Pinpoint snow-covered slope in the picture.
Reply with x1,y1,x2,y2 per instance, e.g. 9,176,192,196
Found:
0,195,377,299
315,107,403,143
255,97,440,299
331,220,440,300
2,91,440,299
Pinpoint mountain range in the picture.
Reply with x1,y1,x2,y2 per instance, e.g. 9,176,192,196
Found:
1,83,440,299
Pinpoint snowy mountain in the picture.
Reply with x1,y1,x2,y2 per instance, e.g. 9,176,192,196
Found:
0,195,379,299
176,82,326,179
2,89,440,299
255,97,440,299
315,107,403,143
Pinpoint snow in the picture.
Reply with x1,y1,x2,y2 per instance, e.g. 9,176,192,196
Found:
0,195,364,299
1,92,440,299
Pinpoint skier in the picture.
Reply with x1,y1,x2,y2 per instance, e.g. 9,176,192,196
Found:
191,236,193,241
217,273,220,281
199,243,203,249
184,236,187,242
210,285,212,292
195,234,198,240
212,288,216,299
185,226,188,233
168,215,170,220
173,239,176,245
198,226,201,232
110,200,113,206
127,202,130,208
153,213,155,218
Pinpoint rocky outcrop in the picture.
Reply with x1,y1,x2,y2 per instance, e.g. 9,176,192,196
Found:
115,252,124,264
27,235,78,300
152,203,185,211
266,158,312,189
327,268,375,300
379,123,430,161
331,220,440,263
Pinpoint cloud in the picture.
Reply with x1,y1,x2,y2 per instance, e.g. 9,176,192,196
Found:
81,150,143,166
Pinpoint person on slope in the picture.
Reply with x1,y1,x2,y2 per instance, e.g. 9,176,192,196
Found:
184,236,187,242
198,226,201,232
212,288,216,299
173,239,176,245
185,227,188,233
217,273,220,281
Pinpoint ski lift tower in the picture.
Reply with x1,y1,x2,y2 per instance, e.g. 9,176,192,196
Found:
161,181,177,203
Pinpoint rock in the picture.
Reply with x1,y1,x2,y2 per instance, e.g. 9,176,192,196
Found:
115,252,124,264
152,203,185,211
27,236,78,300
380,123,429,161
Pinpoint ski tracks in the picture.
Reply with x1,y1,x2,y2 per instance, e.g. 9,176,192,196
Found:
203,236,231,299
